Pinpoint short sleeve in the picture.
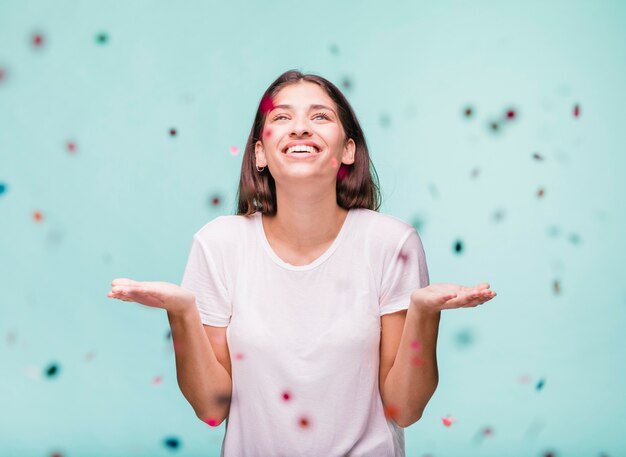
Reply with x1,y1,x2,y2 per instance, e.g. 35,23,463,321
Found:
180,234,232,327
379,229,430,316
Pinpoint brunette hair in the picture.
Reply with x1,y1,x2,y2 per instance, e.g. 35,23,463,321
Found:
234,69,382,216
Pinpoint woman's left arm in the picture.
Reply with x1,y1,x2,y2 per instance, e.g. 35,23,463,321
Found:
382,282,497,427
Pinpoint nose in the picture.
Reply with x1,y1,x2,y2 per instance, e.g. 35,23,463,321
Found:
290,116,312,137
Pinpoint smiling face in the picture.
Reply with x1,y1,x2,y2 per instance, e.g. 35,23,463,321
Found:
255,81,355,181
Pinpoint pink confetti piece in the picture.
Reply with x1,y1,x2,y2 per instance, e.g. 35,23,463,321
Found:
153,375,163,386
573,103,580,118
33,211,44,222
282,390,292,401
229,145,239,156
441,415,457,427
234,352,245,360
411,340,422,351
66,141,77,153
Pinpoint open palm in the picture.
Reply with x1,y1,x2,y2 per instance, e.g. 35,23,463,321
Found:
410,282,497,313
107,278,195,315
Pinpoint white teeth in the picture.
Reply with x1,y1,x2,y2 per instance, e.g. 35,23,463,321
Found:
284,145,318,154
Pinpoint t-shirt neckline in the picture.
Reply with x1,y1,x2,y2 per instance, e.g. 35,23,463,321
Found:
255,209,355,271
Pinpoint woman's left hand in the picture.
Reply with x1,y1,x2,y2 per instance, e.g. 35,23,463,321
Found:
409,282,497,315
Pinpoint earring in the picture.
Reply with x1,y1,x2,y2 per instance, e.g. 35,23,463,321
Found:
256,165,265,172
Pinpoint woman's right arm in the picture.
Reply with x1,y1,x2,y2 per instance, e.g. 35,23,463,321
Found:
107,279,232,425
167,305,232,426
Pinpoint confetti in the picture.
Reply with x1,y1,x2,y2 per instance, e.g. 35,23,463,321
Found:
573,103,580,118
298,416,311,428
518,374,531,384
410,340,421,351
95,32,109,44
453,239,463,254
533,152,544,161
44,362,60,378
234,352,245,360
66,141,77,153
441,415,457,427
329,44,339,55
210,195,221,206
229,145,239,156
0,67,6,82
163,436,180,449
536,378,546,391
537,187,545,197
383,404,400,421
169,128,177,136
282,390,292,401
153,375,163,386
32,33,44,47
260,96,275,114
33,211,44,222
463,105,474,118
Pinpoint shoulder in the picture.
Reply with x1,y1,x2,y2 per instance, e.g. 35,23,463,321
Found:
353,208,418,247
193,214,254,247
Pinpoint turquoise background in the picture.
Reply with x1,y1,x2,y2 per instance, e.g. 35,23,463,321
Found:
1,0,625,456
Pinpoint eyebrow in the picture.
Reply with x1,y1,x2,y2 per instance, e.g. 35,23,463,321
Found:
271,104,336,115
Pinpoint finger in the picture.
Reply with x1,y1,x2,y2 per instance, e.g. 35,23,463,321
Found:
111,278,141,287
474,282,490,290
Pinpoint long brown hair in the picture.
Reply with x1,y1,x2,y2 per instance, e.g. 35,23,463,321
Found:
234,69,382,216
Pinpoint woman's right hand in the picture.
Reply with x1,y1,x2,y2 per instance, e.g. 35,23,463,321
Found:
107,278,196,315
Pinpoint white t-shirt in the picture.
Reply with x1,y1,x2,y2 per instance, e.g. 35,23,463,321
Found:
180,207,430,457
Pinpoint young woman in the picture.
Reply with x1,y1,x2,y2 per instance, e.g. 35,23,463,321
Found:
107,70,496,457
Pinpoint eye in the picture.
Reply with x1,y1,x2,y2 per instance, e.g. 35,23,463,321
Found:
272,113,331,121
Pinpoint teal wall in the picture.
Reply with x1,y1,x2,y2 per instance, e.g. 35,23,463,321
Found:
1,0,625,456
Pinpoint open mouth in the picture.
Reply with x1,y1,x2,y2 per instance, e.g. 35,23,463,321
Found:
282,145,321,154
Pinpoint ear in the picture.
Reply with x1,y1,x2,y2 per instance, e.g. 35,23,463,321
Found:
342,138,356,165
255,141,266,167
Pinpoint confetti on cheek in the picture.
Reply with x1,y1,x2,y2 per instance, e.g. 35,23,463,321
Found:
163,436,181,450
229,145,239,156
441,415,457,427
152,375,163,386
329,157,339,169
33,210,44,222
263,127,273,138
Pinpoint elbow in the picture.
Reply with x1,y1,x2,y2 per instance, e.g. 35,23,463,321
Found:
394,411,422,428
196,411,227,427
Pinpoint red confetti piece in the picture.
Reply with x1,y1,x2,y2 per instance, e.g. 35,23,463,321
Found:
298,416,311,428
263,127,273,138
505,109,516,120
337,164,350,181
441,415,457,427
33,211,43,222
573,104,580,118
203,417,220,427
66,141,76,153
482,426,494,436
169,128,177,136
329,157,339,169
411,340,421,351
0,68,6,81
383,404,400,421
229,145,239,156
32,33,44,47
397,250,408,264
282,390,291,401
537,187,545,197
153,375,163,386
260,96,275,114
211,196,220,206
412,355,425,366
